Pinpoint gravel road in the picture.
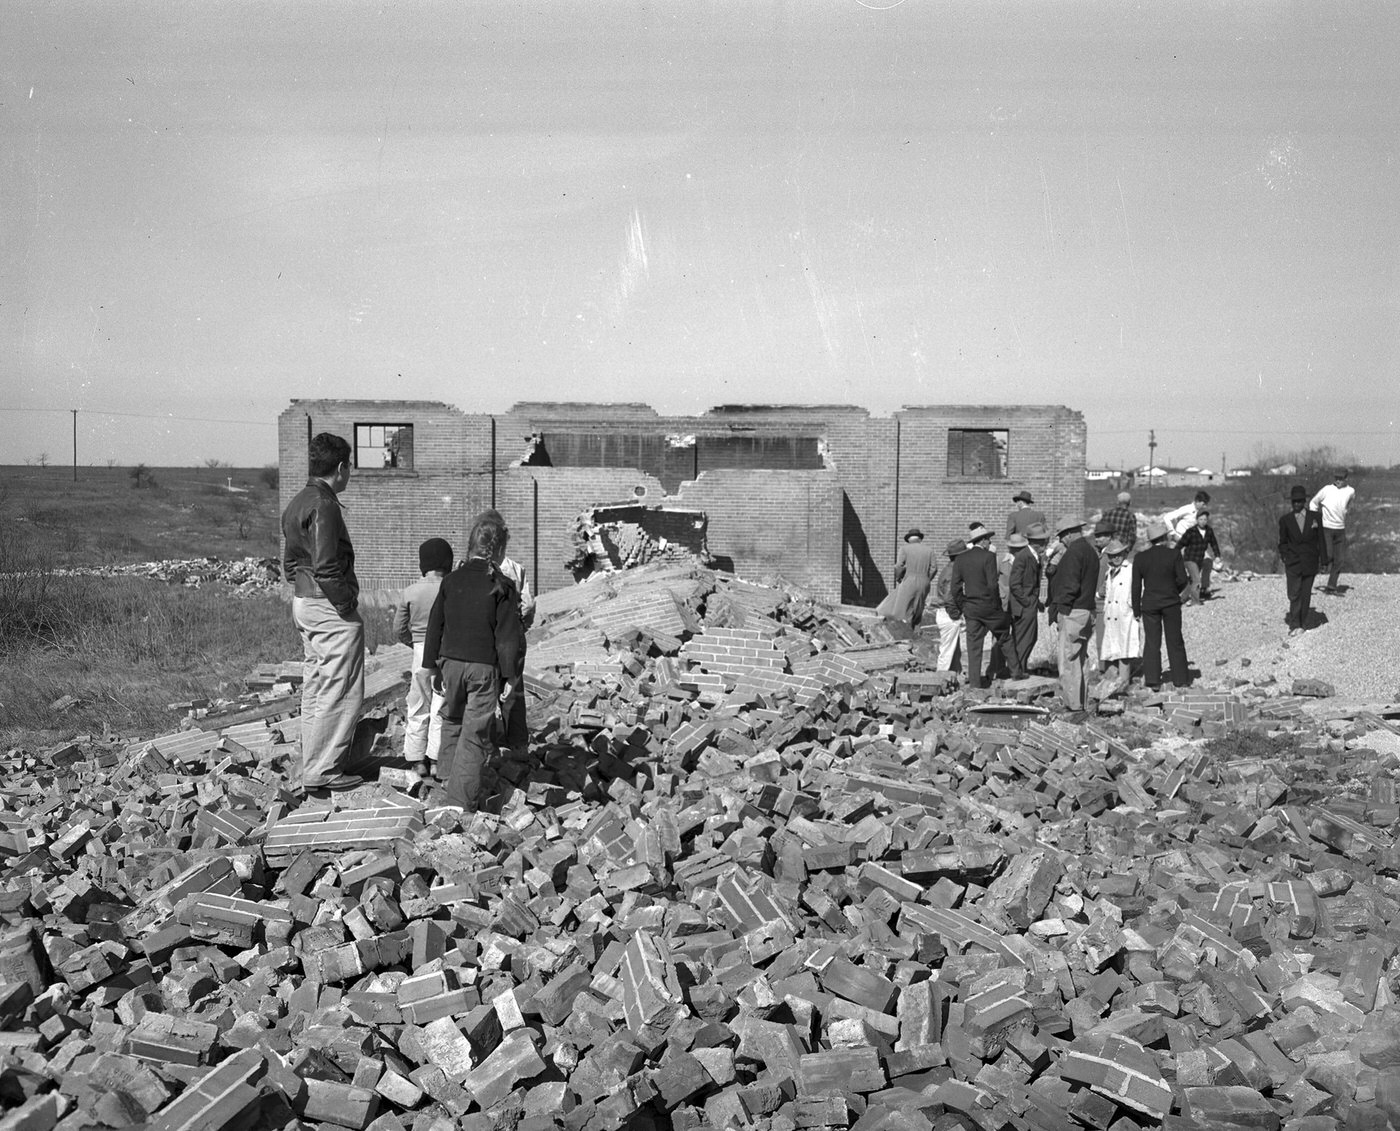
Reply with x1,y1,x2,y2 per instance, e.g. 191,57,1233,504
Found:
1026,572,1400,705
1175,572,1400,704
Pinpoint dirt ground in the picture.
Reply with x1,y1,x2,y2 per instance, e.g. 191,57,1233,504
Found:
1022,571,1400,706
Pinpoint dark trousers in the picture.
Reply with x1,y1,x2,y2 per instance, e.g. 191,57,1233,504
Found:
964,610,1005,689
437,659,498,811
1008,603,1037,677
501,684,528,756
1322,529,1345,589
1285,569,1316,629
1141,605,1189,688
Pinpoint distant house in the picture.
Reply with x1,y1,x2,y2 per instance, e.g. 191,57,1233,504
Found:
1085,467,1121,482
1226,468,1254,478
1136,465,1218,488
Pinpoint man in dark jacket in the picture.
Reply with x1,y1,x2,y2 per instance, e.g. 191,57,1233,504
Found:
950,525,1004,689
1006,532,1041,679
281,432,365,796
1006,490,1047,539
1278,484,1326,635
1046,515,1099,715
1132,518,1190,689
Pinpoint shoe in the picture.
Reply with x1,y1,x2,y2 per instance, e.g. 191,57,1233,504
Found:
299,773,364,799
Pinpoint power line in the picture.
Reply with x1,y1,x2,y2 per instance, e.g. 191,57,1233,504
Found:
1,406,273,427
1093,427,1395,436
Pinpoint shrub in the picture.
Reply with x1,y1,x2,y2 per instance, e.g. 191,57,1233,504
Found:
260,465,280,490
130,464,157,489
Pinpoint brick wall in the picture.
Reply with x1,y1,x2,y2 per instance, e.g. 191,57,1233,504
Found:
664,470,843,601
280,399,1085,603
894,405,1086,565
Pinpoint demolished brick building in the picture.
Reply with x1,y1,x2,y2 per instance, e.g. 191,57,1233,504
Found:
277,401,1086,604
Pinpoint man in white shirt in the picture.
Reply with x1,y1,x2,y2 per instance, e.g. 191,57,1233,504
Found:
1310,468,1356,594
1161,491,1211,544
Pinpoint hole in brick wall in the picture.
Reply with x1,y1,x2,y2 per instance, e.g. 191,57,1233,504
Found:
947,428,1009,478
633,485,648,498
353,423,413,470
517,434,551,467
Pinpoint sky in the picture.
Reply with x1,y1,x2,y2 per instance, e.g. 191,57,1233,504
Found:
2,1,1398,471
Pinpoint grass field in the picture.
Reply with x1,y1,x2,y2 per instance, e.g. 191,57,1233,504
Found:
0,463,283,565
0,464,399,750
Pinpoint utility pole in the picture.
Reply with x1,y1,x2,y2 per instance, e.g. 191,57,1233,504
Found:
1147,430,1157,502
71,409,78,482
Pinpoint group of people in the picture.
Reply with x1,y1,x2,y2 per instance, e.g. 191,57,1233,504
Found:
281,432,533,808
282,431,1361,788
885,470,1358,714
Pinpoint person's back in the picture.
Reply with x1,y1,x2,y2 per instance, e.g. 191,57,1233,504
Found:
1132,544,1186,612
1102,496,1137,547
396,574,444,645
1048,537,1098,612
395,538,453,771
424,561,522,673
424,518,524,813
953,544,1000,613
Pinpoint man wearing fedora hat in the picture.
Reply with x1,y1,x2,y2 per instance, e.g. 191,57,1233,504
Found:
1132,518,1190,689
951,525,1006,688
1046,516,1099,715
1006,490,1047,540
1006,531,1041,679
930,539,969,672
884,528,938,628
1279,484,1326,635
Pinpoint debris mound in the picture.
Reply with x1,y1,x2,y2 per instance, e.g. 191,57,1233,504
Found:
3,561,1399,1130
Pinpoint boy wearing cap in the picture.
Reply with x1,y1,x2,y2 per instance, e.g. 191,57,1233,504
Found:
1006,490,1047,539
1279,485,1326,634
393,537,454,774
1309,468,1355,594
1177,509,1222,604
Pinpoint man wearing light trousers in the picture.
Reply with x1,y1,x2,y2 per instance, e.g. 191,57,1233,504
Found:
281,432,365,796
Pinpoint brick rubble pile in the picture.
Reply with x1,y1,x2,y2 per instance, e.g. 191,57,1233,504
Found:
2,561,1399,1130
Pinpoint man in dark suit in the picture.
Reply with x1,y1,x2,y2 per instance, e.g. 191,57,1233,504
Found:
1278,484,1326,635
1132,518,1190,689
1006,490,1047,539
1046,515,1099,715
950,525,1004,689
1006,531,1041,679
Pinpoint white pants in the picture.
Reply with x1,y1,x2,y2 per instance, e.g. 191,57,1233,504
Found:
293,597,365,788
935,608,967,672
404,641,444,763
